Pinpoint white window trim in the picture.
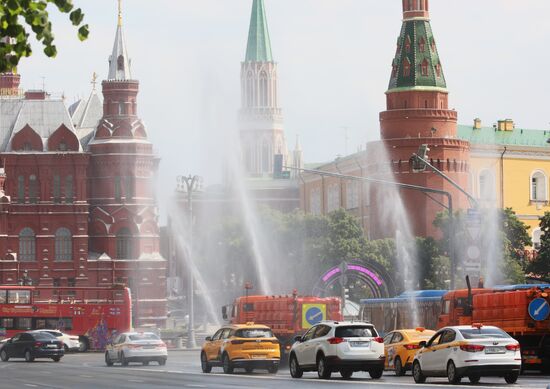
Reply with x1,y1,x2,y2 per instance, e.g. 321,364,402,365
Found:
530,170,548,203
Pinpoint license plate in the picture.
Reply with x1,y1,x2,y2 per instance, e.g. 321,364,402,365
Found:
350,341,370,347
251,355,266,359
485,346,505,354
143,346,154,349
46,344,57,348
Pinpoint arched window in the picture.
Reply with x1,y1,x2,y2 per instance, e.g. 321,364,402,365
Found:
19,228,36,262
259,71,268,107
17,175,25,203
479,170,495,200
118,102,125,115
116,228,133,259
531,171,548,202
533,228,542,250
125,176,134,200
117,55,125,71
405,36,411,53
53,174,61,203
55,228,72,261
435,63,442,77
65,175,74,203
246,71,254,107
421,59,429,76
403,58,411,77
310,188,322,215
327,184,341,212
29,175,38,203
419,37,426,52
58,141,67,151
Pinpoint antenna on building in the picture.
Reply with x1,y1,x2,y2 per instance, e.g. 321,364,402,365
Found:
91,72,98,91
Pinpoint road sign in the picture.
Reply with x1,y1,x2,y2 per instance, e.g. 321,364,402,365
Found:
528,298,550,321
302,304,326,329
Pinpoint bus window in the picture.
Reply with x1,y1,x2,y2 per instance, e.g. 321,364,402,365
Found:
36,319,46,329
7,290,31,304
16,318,32,330
0,291,6,304
58,318,73,330
1,318,14,329
243,303,254,312
46,319,58,329
442,299,451,314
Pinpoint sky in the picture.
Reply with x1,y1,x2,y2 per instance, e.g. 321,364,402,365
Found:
16,0,550,209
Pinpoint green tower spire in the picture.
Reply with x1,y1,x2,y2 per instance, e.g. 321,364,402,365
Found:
388,13,447,92
245,0,273,62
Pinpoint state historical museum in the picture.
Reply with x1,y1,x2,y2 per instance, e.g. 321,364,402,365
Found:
0,10,166,327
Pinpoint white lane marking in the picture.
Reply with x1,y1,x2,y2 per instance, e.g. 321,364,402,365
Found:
121,368,516,389
128,379,144,383
24,385,38,388
185,385,206,388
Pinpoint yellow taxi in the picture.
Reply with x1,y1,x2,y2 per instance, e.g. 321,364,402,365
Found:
383,327,436,376
200,323,280,374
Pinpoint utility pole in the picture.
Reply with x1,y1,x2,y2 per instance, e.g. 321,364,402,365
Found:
176,175,203,349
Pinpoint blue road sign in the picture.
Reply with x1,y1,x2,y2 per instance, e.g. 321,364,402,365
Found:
528,298,550,321
305,307,323,326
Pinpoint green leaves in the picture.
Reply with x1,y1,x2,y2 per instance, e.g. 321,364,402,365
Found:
0,0,88,72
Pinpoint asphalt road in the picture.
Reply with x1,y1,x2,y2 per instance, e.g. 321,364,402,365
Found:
0,350,548,389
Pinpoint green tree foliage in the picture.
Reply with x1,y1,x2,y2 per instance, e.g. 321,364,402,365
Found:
0,0,88,72
527,212,550,281
434,208,528,286
416,237,450,290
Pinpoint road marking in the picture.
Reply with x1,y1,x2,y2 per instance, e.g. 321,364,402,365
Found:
24,385,38,388
184,385,206,388
79,375,94,378
128,379,144,383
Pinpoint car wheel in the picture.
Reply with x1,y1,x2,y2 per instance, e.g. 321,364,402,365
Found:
412,361,426,384
0,349,8,362
504,371,519,384
468,374,481,384
78,337,89,353
369,367,383,379
394,357,405,377
105,352,113,367
52,357,61,362
267,365,278,374
289,354,303,378
24,350,34,362
222,353,233,374
200,352,211,373
447,360,461,384
120,352,128,367
64,344,69,353
142,361,149,366
340,369,353,379
158,358,167,366
317,354,331,379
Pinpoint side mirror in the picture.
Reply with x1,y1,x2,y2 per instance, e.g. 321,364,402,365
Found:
205,336,212,342
294,335,302,343
221,306,228,321
419,341,427,348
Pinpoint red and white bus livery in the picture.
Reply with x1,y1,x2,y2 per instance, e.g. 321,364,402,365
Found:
0,285,132,351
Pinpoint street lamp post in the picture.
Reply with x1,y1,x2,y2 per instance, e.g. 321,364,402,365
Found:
176,174,203,349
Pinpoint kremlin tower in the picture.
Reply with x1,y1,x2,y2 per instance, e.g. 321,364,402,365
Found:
367,0,471,237
87,2,166,327
240,0,289,177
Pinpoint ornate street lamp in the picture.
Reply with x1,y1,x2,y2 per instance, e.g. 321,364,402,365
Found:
176,175,203,349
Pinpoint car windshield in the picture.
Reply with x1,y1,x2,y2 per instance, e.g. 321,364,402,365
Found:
128,333,159,341
459,328,511,340
33,332,57,341
335,326,377,338
234,328,273,338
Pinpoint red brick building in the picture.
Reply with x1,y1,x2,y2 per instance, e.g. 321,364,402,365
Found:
0,9,166,327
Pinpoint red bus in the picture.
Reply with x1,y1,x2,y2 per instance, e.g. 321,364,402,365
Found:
0,285,132,351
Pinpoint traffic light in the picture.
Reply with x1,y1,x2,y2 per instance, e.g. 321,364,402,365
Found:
413,144,430,173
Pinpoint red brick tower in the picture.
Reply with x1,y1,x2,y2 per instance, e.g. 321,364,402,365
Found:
87,4,166,327
367,0,470,238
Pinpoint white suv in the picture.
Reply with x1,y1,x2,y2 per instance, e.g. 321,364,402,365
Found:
289,321,385,380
